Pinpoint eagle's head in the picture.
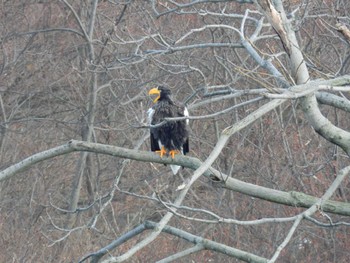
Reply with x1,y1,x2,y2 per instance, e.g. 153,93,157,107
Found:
148,86,172,103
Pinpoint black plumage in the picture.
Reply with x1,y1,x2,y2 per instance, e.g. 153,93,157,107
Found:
148,86,189,174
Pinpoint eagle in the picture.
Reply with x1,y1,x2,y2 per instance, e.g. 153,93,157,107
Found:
147,86,189,175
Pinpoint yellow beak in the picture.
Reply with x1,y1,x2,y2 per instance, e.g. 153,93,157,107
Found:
148,87,161,103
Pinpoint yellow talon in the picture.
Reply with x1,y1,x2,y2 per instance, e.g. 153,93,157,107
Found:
169,150,180,159
155,146,167,158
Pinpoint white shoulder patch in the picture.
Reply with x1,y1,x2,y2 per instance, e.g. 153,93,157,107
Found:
184,107,189,125
147,108,155,124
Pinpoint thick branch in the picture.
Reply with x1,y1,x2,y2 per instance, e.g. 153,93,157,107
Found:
16,28,85,37
2,140,350,216
80,221,268,263
0,143,74,182
61,0,89,41
301,94,350,155
268,164,350,262
316,92,350,113
254,0,350,155
336,22,350,44
157,244,204,263
255,1,350,261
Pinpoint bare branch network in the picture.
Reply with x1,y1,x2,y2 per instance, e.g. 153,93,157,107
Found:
2,137,350,217
1,0,350,262
1,136,350,263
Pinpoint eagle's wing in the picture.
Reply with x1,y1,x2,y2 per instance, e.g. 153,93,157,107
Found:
183,138,189,155
148,108,160,152
150,132,160,152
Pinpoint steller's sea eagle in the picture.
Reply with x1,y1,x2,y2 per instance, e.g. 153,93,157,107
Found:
147,86,189,175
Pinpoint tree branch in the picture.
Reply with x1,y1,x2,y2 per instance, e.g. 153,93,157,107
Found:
60,0,89,41
268,164,350,262
336,22,350,44
156,244,204,263
253,0,350,155
2,146,350,217
316,92,350,113
80,221,268,263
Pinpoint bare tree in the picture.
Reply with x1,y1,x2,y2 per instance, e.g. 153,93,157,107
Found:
1,0,350,262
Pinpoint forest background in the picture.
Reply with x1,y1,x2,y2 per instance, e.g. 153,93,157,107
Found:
1,0,350,262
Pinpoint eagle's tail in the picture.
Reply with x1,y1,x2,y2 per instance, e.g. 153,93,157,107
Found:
170,165,181,175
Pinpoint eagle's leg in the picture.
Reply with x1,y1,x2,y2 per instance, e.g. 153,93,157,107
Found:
169,149,180,159
155,146,167,158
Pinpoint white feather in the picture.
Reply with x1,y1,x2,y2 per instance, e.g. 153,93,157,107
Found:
170,164,181,175
184,107,189,125
147,108,155,124
157,140,163,150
